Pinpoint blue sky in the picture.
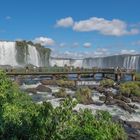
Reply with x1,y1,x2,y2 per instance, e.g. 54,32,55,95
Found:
0,0,140,58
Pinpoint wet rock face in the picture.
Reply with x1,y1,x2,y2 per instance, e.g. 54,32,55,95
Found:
115,100,135,114
41,80,57,85
114,95,131,103
99,96,106,101
25,88,37,94
124,121,140,140
112,118,140,140
131,96,140,103
36,85,52,93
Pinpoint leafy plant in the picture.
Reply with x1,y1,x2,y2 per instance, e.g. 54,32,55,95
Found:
0,70,127,140
55,88,67,98
75,87,94,104
100,79,115,88
119,81,140,97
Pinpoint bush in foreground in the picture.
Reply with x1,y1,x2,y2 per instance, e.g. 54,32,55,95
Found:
0,70,127,140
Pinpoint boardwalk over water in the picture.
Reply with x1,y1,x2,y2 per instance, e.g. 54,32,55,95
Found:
5,67,136,81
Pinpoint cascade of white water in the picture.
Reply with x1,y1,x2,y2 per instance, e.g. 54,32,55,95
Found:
49,58,71,67
70,59,83,67
49,58,83,67
123,56,139,69
0,41,17,66
27,45,40,67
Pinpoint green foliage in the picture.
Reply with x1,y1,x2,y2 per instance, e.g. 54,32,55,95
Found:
75,87,93,104
56,80,75,88
55,88,67,98
119,81,140,96
100,79,115,87
0,70,127,140
16,41,29,64
135,72,140,80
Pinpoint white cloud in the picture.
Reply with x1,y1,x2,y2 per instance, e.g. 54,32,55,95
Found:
51,47,110,59
55,17,138,36
56,17,74,27
5,16,12,20
73,17,139,36
83,42,91,48
33,36,55,46
120,49,136,54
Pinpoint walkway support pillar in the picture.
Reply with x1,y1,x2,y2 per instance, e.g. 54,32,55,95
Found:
102,73,105,79
52,74,56,80
115,73,121,81
132,74,136,81
77,74,81,80
93,73,96,79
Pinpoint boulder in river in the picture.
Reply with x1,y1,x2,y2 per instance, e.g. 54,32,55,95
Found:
36,85,52,93
25,88,37,94
131,95,140,103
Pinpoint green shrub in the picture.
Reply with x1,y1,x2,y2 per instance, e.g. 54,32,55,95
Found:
57,80,75,87
55,88,67,98
119,81,140,96
0,70,127,140
100,79,115,87
75,87,93,104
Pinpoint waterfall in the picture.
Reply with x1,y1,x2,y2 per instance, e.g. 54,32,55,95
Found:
49,57,83,67
27,45,40,67
0,41,17,66
0,41,140,71
123,56,140,69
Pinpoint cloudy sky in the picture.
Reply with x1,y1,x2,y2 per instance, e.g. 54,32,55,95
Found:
0,0,140,58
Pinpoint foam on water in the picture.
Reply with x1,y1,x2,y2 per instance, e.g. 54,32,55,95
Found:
21,82,140,122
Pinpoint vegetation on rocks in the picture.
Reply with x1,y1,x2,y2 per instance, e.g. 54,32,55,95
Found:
16,40,29,64
56,80,75,88
119,81,140,97
55,88,67,98
100,79,115,88
135,72,140,80
0,70,127,140
75,87,94,104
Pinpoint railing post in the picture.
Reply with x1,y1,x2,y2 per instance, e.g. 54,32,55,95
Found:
102,73,105,78
52,74,56,80
115,73,121,81
132,74,136,81
77,74,81,80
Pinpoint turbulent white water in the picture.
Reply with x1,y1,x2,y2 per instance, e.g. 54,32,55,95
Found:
27,45,40,67
22,83,140,123
0,41,18,66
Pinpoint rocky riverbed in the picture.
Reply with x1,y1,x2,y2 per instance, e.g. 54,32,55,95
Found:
20,79,140,140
